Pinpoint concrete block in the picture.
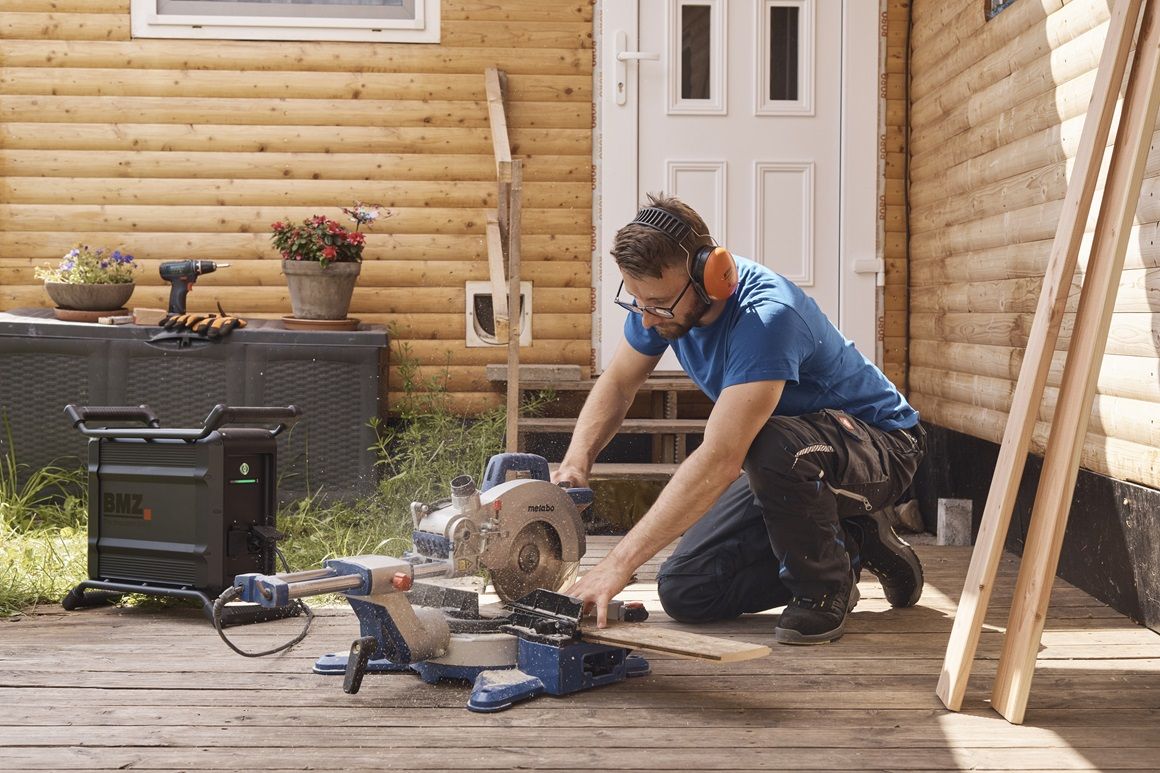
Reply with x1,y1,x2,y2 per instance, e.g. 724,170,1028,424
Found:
937,498,973,546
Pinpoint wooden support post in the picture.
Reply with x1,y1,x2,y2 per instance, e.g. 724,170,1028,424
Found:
485,212,509,343
990,0,1160,725
935,0,1142,712
505,160,524,453
484,67,512,184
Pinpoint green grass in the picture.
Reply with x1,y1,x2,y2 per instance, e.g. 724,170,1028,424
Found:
0,347,552,617
0,417,89,615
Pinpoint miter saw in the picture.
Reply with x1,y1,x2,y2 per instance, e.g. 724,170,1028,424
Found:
224,453,652,712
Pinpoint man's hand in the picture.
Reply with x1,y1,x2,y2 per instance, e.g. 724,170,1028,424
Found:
550,463,589,489
565,556,636,629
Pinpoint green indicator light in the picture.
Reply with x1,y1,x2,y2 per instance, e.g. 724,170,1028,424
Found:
229,478,258,484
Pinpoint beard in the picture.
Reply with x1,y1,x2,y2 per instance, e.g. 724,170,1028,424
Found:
654,298,711,340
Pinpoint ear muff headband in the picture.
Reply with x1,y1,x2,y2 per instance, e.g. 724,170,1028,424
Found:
630,206,739,302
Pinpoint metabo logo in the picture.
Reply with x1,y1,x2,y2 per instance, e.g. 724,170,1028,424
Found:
527,504,555,513
103,492,153,521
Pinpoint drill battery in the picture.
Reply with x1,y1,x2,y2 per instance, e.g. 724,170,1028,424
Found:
61,404,301,623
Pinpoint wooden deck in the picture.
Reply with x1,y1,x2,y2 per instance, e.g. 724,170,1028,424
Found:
3,540,1160,771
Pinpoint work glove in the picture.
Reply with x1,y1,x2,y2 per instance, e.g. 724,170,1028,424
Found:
192,314,247,339
161,312,208,330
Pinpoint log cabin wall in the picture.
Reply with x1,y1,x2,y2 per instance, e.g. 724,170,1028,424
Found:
0,0,594,415
884,0,911,390
907,0,1160,490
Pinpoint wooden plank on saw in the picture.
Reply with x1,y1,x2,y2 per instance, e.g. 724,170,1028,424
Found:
935,0,1143,712
990,0,1160,726
581,622,772,663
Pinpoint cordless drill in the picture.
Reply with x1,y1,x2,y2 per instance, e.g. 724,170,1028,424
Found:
159,260,229,314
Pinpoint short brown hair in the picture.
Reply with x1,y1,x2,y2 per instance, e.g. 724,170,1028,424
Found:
611,193,710,279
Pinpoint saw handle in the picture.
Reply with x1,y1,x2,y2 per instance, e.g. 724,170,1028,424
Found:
343,636,377,694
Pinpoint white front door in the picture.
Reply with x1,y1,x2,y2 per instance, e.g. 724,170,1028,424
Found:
598,0,879,372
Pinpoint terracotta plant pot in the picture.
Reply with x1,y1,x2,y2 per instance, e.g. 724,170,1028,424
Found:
44,281,135,311
281,260,361,320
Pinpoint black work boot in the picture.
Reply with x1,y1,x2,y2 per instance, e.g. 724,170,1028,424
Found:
774,571,858,645
846,509,924,608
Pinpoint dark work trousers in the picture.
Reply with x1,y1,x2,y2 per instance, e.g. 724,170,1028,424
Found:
656,410,925,623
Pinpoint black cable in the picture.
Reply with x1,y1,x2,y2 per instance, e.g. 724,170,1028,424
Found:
212,586,314,658
212,548,316,657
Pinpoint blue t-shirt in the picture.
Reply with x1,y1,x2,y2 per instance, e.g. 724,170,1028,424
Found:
623,257,918,431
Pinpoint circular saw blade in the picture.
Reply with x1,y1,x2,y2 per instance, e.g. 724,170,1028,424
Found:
490,522,578,603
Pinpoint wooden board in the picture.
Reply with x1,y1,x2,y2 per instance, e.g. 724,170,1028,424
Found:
581,622,771,663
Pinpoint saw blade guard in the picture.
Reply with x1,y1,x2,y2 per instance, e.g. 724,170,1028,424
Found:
476,478,586,601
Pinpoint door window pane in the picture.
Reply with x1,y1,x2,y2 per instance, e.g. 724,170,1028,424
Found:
681,4,712,101
769,5,799,102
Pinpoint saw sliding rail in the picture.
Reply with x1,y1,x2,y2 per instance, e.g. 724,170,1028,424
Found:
258,561,452,601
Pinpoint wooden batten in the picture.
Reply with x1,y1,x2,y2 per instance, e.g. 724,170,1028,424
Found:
0,0,595,415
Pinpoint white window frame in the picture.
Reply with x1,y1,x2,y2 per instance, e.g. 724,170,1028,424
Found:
667,0,727,115
755,0,814,116
130,0,440,42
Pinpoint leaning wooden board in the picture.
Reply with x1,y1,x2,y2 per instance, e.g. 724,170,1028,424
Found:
581,622,771,663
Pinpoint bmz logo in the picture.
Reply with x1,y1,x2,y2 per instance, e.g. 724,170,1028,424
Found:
103,492,153,521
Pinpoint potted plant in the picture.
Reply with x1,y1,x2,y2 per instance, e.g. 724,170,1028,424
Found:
35,245,138,318
271,203,384,321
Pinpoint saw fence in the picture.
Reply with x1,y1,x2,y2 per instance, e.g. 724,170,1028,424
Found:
937,0,1160,724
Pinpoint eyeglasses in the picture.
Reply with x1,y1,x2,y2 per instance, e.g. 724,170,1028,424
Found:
613,279,693,320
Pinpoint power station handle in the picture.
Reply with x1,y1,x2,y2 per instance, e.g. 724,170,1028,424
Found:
65,404,161,430
200,404,303,437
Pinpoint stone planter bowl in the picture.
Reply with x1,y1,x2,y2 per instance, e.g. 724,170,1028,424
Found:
44,281,135,311
282,260,361,320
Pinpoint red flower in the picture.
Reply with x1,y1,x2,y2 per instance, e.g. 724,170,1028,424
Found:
322,246,337,259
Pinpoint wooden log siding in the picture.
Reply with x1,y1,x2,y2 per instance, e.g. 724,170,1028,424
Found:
909,0,1160,489
883,0,910,390
0,0,596,415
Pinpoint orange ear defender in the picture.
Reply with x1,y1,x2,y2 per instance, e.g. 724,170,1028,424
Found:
630,206,738,303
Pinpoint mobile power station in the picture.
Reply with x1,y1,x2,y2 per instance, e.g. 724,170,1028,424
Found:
61,403,302,624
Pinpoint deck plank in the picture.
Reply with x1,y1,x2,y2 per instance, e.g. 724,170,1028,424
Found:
1,543,1159,771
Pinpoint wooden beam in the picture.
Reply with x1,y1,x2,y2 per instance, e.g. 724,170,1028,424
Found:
485,211,509,342
990,0,1160,725
505,159,523,453
484,66,513,183
485,363,582,383
935,0,1142,713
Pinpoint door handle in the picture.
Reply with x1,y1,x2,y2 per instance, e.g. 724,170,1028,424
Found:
613,30,659,106
617,51,660,61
